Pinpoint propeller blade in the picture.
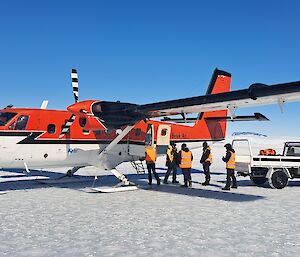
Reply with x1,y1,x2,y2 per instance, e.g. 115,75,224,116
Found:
59,69,79,138
59,114,76,138
71,69,79,103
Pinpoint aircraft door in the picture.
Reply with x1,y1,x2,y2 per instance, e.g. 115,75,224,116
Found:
145,124,154,147
156,124,171,154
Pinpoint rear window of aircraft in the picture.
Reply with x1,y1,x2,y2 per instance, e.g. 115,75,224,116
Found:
15,115,29,130
0,112,17,126
47,124,56,134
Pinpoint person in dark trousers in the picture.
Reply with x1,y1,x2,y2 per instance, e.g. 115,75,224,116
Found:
200,141,212,186
163,142,179,184
145,145,160,185
222,143,237,190
179,143,193,187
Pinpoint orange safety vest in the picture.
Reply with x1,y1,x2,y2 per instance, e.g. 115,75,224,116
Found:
205,146,213,164
179,150,192,168
226,151,236,169
145,146,156,163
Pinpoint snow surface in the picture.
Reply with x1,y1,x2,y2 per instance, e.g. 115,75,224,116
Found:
1,139,300,257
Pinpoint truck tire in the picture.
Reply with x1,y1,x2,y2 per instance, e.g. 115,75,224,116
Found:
269,170,288,189
251,177,267,185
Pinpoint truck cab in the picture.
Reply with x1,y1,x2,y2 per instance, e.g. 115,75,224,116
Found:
283,142,300,156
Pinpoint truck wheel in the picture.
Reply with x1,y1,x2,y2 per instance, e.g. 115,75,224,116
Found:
269,170,288,189
251,177,267,185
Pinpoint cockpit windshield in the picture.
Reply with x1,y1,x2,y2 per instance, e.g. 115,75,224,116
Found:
0,112,17,126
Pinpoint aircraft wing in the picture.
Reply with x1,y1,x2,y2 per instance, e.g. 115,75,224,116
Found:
136,81,300,118
79,81,300,129
66,68,300,129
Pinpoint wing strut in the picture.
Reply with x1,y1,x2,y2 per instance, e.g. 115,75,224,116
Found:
90,125,138,192
100,125,134,154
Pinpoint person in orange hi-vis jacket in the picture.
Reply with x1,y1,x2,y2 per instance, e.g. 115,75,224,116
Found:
222,143,238,190
145,145,161,186
179,143,193,187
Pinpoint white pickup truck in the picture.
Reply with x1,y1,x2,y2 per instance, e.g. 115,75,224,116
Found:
232,139,300,189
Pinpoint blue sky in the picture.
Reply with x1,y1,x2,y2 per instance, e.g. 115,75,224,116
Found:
0,0,300,136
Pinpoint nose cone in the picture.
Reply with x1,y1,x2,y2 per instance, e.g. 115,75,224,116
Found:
67,100,98,114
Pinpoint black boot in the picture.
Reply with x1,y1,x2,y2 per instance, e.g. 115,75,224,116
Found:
222,187,230,191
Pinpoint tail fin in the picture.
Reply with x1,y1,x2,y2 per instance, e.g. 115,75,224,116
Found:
195,68,231,140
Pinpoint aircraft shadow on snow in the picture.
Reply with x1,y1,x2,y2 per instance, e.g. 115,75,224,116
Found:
0,168,266,202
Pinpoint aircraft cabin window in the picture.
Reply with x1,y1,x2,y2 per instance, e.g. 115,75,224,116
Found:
15,115,29,130
0,112,17,126
47,124,56,134
135,128,141,136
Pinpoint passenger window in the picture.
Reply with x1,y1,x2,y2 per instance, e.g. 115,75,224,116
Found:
15,115,29,130
135,128,141,136
47,124,56,134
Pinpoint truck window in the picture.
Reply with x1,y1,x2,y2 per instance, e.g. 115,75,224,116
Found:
232,140,251,156
289,147,300,156
15,115,29,130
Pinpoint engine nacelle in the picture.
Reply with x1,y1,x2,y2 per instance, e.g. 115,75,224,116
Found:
79,115,105,131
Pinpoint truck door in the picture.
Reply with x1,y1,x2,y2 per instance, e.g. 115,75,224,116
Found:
156,124,171,154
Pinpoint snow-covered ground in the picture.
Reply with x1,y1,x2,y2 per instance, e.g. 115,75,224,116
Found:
1,139,300,257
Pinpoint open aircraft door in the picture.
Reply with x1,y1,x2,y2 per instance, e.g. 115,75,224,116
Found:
156,124,171,154
145,124,154,147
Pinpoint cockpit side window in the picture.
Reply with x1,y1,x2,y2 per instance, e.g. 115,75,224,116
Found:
0,112,17,126
15,115,29,130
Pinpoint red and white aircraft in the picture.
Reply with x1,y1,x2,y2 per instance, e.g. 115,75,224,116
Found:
0,68,300,189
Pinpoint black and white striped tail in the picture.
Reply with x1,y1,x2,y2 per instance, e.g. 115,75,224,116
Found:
71,69,79,103
59,114,76,138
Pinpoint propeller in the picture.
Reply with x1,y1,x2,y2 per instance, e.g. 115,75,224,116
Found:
59,69,79,138
71,68,79,103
